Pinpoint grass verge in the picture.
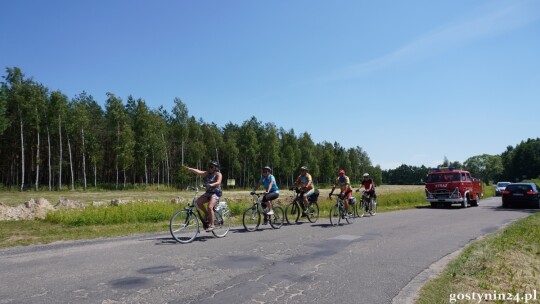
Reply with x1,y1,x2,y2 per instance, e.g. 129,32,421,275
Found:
416,211,540,304
0,186,427,249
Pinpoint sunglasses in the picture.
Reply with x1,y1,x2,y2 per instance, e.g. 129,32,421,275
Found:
263,170,269,173
209,166,215,169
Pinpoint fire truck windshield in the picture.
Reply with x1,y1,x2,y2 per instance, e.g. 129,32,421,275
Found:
426,173,461,183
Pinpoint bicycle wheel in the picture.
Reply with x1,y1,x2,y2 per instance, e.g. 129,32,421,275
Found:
269,206,285,229
351,201,359,218
360,199,368,217
243,207,260,231
306,202,319,223
370,200,377,216
212,209,230,238
345,207,354,224
285,202,300,225
170,209,199,243
329,205,340,226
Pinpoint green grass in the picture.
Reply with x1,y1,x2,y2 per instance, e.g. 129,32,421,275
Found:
416,211,540,304
0,186,429,248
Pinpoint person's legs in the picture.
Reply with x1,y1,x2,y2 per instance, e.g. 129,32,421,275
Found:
343,191,352,213
206,195,219,231
196,195,210,228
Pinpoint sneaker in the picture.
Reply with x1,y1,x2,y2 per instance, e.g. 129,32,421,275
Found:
206,226,215,232
267,210,274,215
348,212,353,217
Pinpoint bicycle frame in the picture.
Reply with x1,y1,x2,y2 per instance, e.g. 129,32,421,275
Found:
170,186,231,243
243,192,284,231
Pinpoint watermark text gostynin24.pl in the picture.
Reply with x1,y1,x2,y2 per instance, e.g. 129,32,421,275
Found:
449,290,538,303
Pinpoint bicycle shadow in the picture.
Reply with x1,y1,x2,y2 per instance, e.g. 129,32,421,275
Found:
154,235,217,245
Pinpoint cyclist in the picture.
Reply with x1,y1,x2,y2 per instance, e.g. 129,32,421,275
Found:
329,169,353,217
184,161,222,232
251,166,279,225
361,173,377,202
294,166,315,216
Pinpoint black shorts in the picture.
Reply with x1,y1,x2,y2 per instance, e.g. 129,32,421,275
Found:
262,192,279,203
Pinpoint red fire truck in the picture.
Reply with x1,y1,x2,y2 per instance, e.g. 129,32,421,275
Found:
425,167,483,208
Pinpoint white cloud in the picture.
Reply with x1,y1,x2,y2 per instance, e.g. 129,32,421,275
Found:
325,0,540,81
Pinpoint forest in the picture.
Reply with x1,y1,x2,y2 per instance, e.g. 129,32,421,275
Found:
2,67,538,191
0,67,380,191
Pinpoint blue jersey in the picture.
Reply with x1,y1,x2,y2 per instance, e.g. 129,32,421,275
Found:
260,174,279,193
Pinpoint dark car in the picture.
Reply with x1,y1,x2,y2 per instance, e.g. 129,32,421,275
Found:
502,183,540,209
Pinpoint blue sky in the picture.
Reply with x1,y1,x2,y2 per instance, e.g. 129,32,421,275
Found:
1,0,539,169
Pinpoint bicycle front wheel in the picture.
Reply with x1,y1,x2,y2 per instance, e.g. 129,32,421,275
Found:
269,206,285,229
243,207,260,231
285,202,300,225
360,200,368,217
351,201,359,218
306,202,319,223
212,209,230,238
170,210,199,243
329,205,340,226
345,207,354,224
370,200,377,216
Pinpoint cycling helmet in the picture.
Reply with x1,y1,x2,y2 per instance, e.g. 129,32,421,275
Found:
300,166,308,171
263,166,272,172
363,173,370,177
339,169,345,175
209,161,220,169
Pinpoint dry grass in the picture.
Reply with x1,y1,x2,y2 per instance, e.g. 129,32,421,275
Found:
0,185,424,207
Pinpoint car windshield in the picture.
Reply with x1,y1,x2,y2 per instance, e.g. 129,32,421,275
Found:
506,184,533,192
426,173,461,183
497,182,510,187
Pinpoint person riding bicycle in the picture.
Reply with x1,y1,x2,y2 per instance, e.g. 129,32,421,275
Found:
329,169,353,217
251,166,279,225
294,166,315,216
361,173,377,201
184,161,222,232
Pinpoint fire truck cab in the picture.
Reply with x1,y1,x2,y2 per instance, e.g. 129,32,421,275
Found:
424,167,483,208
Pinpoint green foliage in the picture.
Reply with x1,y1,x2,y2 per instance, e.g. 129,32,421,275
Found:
44,201,178,226
502,138,540,181
382,164,429,185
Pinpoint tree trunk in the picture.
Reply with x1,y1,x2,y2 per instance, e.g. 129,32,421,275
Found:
19,111,24,192
94,162,97,188
81,128,87,190
47,127,51,191
144,157,148,187
123,169,127,189
58,114,62,190
116,163,119,190
67,136,74,190
35,129,40,191
161,133,170,187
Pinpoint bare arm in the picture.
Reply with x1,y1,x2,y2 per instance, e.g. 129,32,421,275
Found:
183,165,206,177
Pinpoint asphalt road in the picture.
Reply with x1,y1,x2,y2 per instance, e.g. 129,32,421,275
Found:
0,197,537,304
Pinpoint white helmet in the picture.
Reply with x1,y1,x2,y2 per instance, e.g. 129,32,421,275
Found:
363,173,370,177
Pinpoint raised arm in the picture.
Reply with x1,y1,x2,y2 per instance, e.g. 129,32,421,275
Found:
183,165,206,177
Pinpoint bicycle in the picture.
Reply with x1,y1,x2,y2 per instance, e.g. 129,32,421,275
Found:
329,193,354,226
169,186,231,243
242,192,285,231
359,190,377,217
284,188,320,224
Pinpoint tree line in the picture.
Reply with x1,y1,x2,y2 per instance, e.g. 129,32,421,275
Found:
383,140,540,185
0,67,382,191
